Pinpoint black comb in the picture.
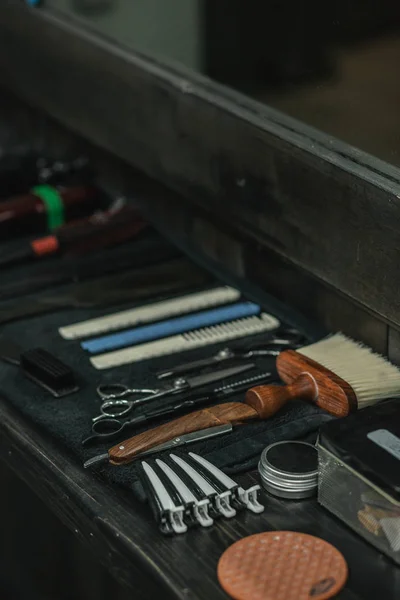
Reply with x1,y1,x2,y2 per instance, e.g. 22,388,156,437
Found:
19,348,79,397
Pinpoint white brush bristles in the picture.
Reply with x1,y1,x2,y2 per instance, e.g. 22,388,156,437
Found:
299,333,400,408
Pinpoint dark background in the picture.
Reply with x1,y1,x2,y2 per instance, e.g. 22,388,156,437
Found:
204,0,400,165
48,0,400,167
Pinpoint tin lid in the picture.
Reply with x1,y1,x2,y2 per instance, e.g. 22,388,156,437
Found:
258,441,318,498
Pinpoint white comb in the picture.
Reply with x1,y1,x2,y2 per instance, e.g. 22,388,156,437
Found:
299,333,400,409
90,313,278,370
59,286,241,340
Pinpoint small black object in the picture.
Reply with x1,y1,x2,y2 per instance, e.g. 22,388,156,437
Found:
20,348,79,397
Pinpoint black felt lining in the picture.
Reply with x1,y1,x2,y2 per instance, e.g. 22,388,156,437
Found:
0,232,333,499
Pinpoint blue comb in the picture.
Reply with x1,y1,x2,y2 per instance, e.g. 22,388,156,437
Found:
81,301,261,354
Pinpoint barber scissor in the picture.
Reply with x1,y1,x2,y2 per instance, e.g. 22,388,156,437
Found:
83,370,274,446
93,362,256,423
156,330,305,380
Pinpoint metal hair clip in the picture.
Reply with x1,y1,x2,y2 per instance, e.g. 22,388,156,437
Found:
188,453,264,514
139,461,187,535
155,459,213,528
169,454,236,519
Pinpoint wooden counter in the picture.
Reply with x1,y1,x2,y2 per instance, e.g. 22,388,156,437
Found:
1,4,400,599
2,399,400,600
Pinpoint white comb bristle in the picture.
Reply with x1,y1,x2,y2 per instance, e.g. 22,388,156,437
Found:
299,333,400,408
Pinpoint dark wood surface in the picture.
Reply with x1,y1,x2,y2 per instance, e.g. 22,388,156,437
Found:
1,397,400,600
0,35,400,596
2,5,400,331
0,84,398,358
0,461,133,600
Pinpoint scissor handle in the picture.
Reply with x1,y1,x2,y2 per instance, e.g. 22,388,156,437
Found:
82,417,125,446
246,349,280,357
97,383,156,400
92,417,124,435
94,399,134,420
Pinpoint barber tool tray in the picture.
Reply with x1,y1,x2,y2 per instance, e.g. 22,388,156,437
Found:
318,399,400,564
0,152,332,509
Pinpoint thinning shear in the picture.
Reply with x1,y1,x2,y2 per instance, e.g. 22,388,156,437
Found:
93,362,255,422
83,370,274,445
156,331,305,379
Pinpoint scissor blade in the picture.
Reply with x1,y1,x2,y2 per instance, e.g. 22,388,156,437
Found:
157,355,223,379
187,363,255,389
138,424,233,457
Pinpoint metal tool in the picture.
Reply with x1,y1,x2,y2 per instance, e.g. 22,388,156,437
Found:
136,424,233,457
155,459,214,528
169,453,236,518
188,452,264,514
91,313,280,370
156,335,304,380
138,451,266,535
93,363,255,422
82,370,274,446
84,424,233,468
139,461,187,535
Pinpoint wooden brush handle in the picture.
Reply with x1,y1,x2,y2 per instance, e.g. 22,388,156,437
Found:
277,349,357,416
108,402,258,465
245,373,318,419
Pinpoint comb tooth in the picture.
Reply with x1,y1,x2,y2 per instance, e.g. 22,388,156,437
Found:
91,313,276,369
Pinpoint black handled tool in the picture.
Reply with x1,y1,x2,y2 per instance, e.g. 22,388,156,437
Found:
0,338,79,397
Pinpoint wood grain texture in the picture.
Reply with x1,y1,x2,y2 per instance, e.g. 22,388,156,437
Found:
0,462,133,600
1,398,399,600
278,350,358,416
2,6,400,330
0,52,398,600
246,350,358,418
243,243,390,355
109,403,258,464
0,88,391,350
245,373,318,419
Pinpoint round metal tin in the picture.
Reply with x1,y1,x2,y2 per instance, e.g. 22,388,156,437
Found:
258,440,318,499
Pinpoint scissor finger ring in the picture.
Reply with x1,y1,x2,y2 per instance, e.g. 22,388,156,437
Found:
92,399,133,421
97,383,155,400
97,383,129,400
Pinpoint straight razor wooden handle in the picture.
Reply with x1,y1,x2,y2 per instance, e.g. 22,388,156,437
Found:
108,402,258,465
